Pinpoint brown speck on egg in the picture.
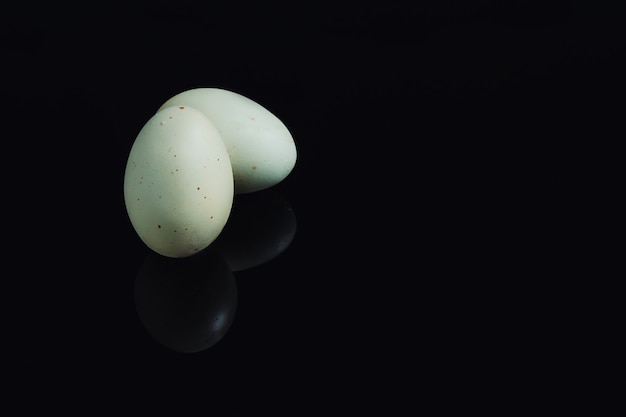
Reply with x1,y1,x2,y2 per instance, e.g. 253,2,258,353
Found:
251,165,257,170
197,187,200,190
157,225,161,229
179,106,185,110
169,116,173,119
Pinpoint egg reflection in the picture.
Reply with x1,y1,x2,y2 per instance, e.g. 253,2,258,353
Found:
214,191,296,271
134,249,237,353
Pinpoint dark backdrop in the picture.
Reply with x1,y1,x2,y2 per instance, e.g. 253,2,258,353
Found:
2,1,621,412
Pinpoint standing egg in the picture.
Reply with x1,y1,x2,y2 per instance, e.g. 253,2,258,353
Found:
158,88,297,194
124,106,234,258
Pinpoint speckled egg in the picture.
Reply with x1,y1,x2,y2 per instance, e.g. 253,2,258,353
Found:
123,105,234,258
158,88,297,194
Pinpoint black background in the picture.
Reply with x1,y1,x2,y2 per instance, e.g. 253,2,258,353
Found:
2,1,622,412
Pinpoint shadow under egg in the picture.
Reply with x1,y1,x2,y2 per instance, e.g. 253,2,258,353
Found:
134,249,237,353
213,191,297,271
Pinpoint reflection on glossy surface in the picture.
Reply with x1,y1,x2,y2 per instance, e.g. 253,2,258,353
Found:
214,192,296,271
134,249,237,353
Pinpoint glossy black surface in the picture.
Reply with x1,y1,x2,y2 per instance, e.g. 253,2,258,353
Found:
3,1,619,411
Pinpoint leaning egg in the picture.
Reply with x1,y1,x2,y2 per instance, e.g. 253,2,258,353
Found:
158,88,297,194
123,105,234,258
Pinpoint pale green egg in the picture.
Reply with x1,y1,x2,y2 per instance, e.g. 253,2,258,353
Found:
158,88,297,194
124,105,234,258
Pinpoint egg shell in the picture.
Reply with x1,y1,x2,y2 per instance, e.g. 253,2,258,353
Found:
158,88,297,194
124,105,234,258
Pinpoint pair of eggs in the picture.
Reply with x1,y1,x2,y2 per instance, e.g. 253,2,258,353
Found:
123,88,297,258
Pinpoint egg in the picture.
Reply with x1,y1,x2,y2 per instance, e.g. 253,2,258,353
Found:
158,88,297,194
123,105,234,258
